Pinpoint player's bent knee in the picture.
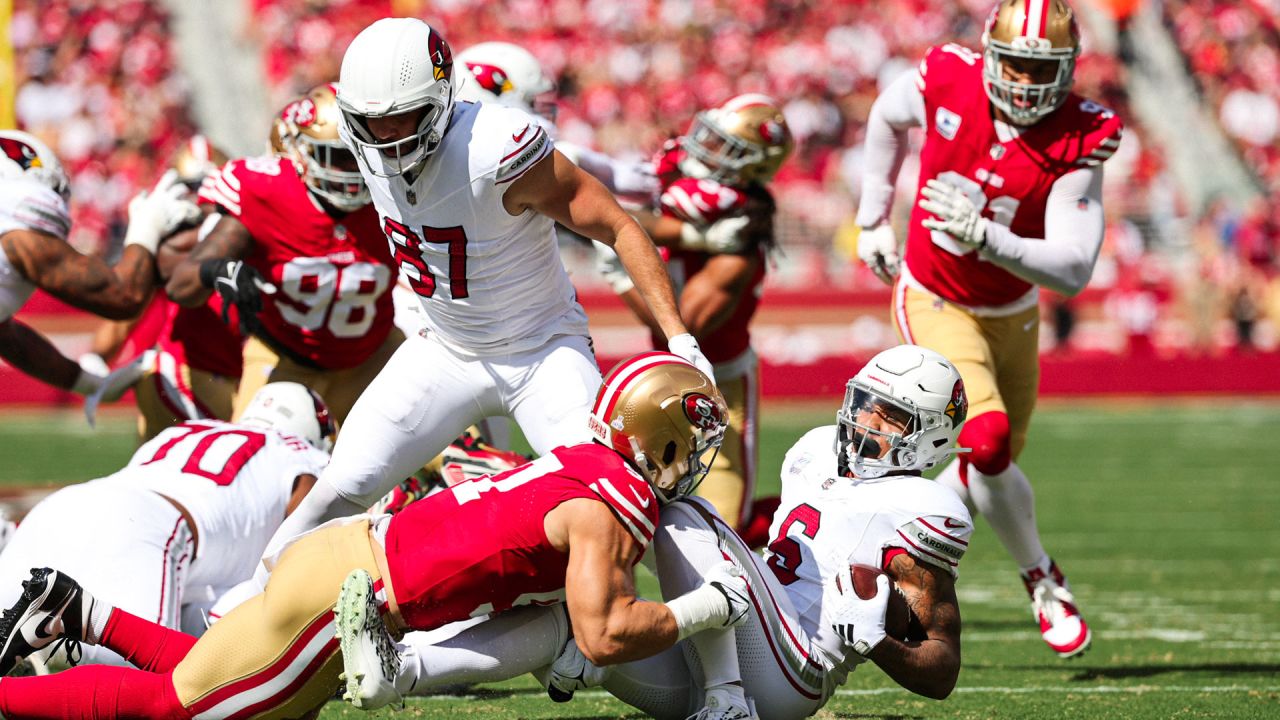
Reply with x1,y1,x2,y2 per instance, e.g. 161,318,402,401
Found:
957,411,1012,475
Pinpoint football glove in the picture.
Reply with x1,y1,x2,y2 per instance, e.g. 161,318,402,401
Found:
678,215,752,254
668,333,716,385
124,170,202,254
199,259,276,335
84,350,155,428
545,638,607,703
919,177,988,250
856,224,901,286
705,560,751,628
826,565,890,659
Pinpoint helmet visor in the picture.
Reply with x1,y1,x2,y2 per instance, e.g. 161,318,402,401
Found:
837,383,920,476
983,40,1077,124
343,100,447,178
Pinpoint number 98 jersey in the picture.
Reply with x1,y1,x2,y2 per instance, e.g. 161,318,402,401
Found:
199,156,395,369
907,43,1124,308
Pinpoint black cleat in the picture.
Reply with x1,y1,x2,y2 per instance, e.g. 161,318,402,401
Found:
0,568,92,675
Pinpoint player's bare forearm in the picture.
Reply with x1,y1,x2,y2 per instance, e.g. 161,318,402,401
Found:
167,215,252,306
680,254,755,337
632,211,684,248
0,318,82,390
612,224,687,340
869,554,962,699
1,230,154,319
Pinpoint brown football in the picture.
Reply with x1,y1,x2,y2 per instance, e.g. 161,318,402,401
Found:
850,563,920,642
156,225,200,281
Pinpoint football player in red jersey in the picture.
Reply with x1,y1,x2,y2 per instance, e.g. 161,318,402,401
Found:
0,353,748,720
854,0,1121,658
168,83,402,426
80,136,244,441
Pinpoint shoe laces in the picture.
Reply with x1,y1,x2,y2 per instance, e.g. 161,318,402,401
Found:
1031,580,1078,627
47,636,82,668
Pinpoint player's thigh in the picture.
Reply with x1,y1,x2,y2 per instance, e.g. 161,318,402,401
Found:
315,328,406,426
896,286,1003,418
231,337,281,421
322,335,492,507
504,334,602,454
172,520,381,717
984,306,1041,459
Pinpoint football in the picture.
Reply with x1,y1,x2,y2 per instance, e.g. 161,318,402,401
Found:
849,563,921,642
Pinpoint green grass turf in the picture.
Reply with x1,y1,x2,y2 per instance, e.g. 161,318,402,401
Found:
2,401,1278,718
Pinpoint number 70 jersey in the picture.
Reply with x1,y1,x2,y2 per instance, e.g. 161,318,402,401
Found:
362,100,590,358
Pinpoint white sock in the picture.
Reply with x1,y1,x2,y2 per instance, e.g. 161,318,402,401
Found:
85,597,113,645
690,628,744,694
934,458,975,516
966,462,1048,569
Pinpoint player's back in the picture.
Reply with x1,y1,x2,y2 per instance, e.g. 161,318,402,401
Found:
115,419,330,588
364,100,588,357
198,156,395,369
0,177,70,320
383,441,658,631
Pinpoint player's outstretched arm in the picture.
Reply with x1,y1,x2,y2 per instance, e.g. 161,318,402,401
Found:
504,151,689,344
854,70,925,230
870,552,962,699
0,317,96,393
0,229,156,320
166,215,253,307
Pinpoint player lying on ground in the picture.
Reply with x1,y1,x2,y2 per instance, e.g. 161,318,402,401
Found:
0,353,748,720
0,382,333,669
336,345,973,719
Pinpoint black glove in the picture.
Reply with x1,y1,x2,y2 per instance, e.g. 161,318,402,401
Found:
199,258,274,335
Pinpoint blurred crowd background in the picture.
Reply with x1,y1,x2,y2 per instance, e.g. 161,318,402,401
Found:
7,0,1280,360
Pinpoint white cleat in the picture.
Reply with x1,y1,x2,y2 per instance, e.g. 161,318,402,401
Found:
335,569,403,710
1022,560,1092,658
687,688,758,720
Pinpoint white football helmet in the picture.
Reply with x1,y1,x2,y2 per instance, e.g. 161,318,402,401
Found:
982,0,1080,125
836,345,968,479
238,382,336,452
455,42,557,121
336,18,456,178
0,130,70,200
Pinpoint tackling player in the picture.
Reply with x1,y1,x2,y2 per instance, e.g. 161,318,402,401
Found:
0,354,749,720
0,382,332,669
167,83,402,426
0,130,199,404
268,19,711,553
332,346,972,720
853,0,1119,658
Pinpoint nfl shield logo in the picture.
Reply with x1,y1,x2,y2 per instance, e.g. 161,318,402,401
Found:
935,107,961,140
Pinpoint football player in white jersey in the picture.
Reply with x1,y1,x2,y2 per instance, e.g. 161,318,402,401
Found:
0,382,332,668
0,130,199,405
335,345,973,719
266,18,711,554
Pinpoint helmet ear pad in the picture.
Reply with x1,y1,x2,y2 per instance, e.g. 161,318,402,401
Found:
956,410,1011,475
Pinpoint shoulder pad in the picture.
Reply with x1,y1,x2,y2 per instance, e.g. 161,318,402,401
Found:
477,105,553,185
8,181,70,240
1074,103,1125,168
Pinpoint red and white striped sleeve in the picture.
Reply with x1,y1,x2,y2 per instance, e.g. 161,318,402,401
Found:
197,160,245,217
893,513,973,576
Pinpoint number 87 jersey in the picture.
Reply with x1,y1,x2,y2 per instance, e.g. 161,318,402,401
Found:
199,155,396,369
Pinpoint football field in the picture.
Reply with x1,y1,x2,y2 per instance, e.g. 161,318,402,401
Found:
1,400,1277,718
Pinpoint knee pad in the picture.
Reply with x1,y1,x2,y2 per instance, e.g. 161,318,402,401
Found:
957,411,1012,475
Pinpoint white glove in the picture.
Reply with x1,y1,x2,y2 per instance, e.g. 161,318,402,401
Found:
71,354,107,397
856,224,901,286
84,350,154,428
668,333,716,385
827,566,890,658
666,560,751,640
77,352,110,380
704,560,751,628
678,215,752,254
545,638,608,703
124,170,202,254
919,177,988,250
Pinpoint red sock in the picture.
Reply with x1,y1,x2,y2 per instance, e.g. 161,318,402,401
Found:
0,664,186,719
100,608,197,672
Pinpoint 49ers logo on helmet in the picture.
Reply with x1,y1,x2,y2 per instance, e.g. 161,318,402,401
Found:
683,393,722,432
0,137,41,170
758,119,784,144
284,98,318,128
466,63,513,96
945,378,968,425
429,31,453,81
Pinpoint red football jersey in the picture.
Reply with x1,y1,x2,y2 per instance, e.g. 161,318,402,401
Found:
199,157,395,369
653,169,766,365
121,294,242,378
907,43,1124,307
383,442,659,631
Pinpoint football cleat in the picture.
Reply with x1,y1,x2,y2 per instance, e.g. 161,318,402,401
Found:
0,568,93,675
687,688,758,720
336,569,403,710
1022,560,1091,658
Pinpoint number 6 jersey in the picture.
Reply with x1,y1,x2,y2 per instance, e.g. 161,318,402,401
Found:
199,156,396,369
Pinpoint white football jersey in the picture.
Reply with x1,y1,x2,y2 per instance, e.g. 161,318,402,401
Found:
358,100,589,357
111,420,330,589
765,425,973,680
0,177,70,320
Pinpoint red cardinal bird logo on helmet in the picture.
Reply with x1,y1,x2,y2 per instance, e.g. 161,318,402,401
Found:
429,30,453,82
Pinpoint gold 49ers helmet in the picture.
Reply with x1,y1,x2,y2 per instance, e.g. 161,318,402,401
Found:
680,93,793,187
269,113,295,157
171,135,229,191
982,0,1081,125
280,83,370,212
589,352,728,504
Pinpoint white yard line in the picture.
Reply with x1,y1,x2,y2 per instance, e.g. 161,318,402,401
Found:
412,685,1280,702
